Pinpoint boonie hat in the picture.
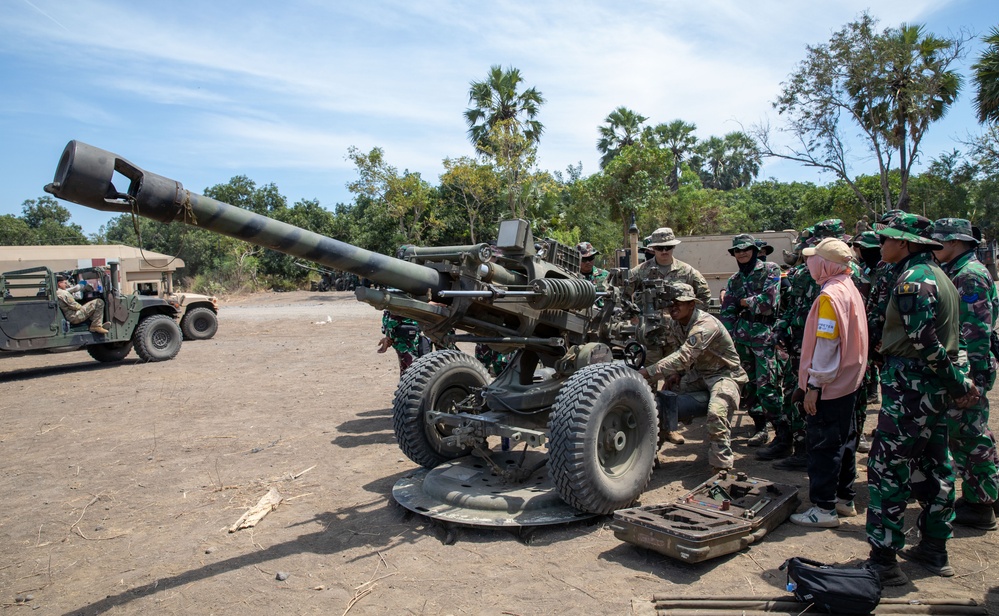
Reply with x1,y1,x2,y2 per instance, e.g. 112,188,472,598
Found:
813,219,845,239
647,227,681,248
876,213,943,250
576,241,599,258
849,231,880,249
803,237,853,265
931,218,978,245
669,282,697,302
728,234,757,255
755,238,774,256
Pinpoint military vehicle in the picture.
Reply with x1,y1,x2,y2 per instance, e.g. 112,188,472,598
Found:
43,140,685,519
1,262,183,363
0,245,220,341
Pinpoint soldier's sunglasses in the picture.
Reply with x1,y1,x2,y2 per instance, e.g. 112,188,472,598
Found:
581,256,595,262
653,246,674,252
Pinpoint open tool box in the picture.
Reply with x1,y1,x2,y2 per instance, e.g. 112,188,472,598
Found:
610,470,800,563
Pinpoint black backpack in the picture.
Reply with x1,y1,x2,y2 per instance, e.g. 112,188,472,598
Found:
780,557,882,615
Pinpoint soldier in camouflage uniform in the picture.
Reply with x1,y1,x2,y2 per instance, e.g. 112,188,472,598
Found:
932,218,999,530
474,344,510,377
629,227,712,367
760,228,818,465
629,227,711,306
865,213,981,585
378,311,425,376
56,274,109,334
577,241,610,292
640,283,749,470
720,234,782,447
850,230,883,454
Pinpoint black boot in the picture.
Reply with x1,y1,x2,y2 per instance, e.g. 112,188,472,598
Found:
756,423,792,460
773,437,808,470
953,497,998,531
900,537,954,577
866,547,908,586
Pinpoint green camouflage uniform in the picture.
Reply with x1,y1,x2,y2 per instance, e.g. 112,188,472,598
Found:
582,266,610,292
474,344,511,377
867,215,973,552
382,310,422,376
649,304,749,469
774,228,819,442
720,235,782,428
629,258,711,307
935,220,999,506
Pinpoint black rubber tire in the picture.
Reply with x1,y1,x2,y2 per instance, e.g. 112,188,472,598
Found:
87,341,133,363
335,279,347,292
181,307,219,340
548,363,658,514
392,349,490,468
133,314,183,362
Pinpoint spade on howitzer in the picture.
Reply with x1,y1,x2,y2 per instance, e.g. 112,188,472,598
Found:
45,140,661,521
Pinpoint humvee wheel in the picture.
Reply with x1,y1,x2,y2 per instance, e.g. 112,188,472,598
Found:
133,314,182,362
87,341,133,363
548,363,657,514
181,307,218,340
392,350,490,468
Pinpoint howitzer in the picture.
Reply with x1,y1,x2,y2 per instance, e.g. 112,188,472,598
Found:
45,140,660,516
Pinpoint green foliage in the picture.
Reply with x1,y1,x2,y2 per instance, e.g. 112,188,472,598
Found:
973,27,999,125
464,65,545,156
597,107,648,169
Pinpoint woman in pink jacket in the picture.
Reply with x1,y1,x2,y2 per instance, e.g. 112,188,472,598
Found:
790,237,869,528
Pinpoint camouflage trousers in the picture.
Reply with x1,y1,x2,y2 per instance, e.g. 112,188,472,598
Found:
778,352,807,442
867,357,955,550
394,351,416,377
677,376,743,470
65,299,105,326
854,360,873,438
735,342,782,425
947,391,999,504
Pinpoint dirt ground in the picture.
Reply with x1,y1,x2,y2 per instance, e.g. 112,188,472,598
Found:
1,290,997,615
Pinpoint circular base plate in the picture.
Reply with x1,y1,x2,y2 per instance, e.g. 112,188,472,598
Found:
392,451,598,527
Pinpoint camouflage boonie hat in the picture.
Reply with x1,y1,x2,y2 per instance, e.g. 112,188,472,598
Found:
849,231,880,249
876,213,942,249
669,282,697,302
874,209,905,231
754,238,774,255
813,219,845,239
647,227,681,247
728,234,757,254
793,226,816,251
576,241,599,258
931,218,978,245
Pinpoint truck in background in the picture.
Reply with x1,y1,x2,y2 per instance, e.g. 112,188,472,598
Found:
0,245,218,340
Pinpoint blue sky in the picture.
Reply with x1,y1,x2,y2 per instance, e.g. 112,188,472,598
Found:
1,0,994,235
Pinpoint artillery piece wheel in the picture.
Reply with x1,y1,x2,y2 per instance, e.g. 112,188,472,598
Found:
548,363,657,515
392,350,490,468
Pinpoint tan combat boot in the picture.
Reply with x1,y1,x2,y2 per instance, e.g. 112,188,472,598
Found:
89,323,109,335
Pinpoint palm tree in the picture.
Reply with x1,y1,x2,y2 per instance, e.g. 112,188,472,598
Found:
973,26,999,125
596,107,648,168
464,65,545,156
721,131,762,189
645,119,697,191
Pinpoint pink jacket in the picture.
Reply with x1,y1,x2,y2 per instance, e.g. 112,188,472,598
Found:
798,267,868,400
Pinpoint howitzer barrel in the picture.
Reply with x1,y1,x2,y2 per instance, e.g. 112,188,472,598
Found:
43,140,445,297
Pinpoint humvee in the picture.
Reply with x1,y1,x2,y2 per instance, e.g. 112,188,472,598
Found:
0,263,182,363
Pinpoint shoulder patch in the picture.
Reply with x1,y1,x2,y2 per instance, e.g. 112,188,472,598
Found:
962,293,980,303
896,281,920,295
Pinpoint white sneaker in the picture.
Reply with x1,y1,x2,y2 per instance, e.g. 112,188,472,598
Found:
836,499,857,517
790,506,840,528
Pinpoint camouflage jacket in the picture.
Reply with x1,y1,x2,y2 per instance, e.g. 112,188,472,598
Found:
942,249,999,390
849,261,868,300
650,308,747,387
582,266,610,292
381,311,420,355
56,286,85,316
867,261,900,352
880,252,970,397
774,262,820,355
628,258,711,307
475,343,510,377
720,259,781,347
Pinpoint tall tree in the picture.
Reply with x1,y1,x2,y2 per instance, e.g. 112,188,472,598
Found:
645,119,697,191
973,26,999,125
439,156,500,243
689,132,761,190
464,65,545,156
756,13,966,215
596,107,648,169
19,196,88,245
